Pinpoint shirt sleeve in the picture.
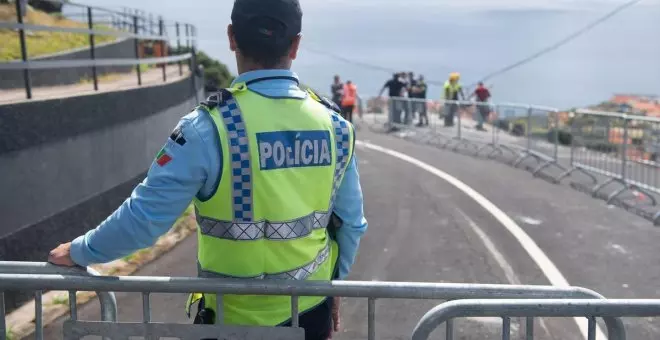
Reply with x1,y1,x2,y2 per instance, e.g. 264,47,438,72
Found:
69,112,212,267
332,154,368,280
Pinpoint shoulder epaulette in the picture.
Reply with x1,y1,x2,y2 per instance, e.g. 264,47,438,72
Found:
306,88,342,114
197,89,237,112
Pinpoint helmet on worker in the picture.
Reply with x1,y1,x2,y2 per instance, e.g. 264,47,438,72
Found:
449,72,460,82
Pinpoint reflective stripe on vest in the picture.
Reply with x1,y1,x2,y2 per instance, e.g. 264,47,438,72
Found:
197,96,352,242
198,210,331,240
198,241,331,280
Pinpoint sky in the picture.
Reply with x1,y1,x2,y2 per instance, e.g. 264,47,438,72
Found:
76,0,660,107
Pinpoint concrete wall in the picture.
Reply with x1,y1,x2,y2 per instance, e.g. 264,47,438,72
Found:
0,38,137,90
0,74,203,310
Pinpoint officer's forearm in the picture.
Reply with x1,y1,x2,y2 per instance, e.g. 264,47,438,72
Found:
335,220,367,279
69,193,188,266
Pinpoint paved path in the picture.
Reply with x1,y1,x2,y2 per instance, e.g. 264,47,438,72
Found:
37,122,660,340
0,66,190,104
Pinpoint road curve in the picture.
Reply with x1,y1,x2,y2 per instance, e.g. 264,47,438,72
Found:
37,126,660,340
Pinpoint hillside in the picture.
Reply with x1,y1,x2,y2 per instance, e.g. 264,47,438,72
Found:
0,3,116,61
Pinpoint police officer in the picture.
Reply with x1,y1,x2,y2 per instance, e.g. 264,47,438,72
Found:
47,1,368,339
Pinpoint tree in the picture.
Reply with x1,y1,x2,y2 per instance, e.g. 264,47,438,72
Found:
194,50,234,91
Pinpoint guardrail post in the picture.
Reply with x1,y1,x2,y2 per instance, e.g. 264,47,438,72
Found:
133,15,142,86
526,106,532,152
87,7,99,91
176,22,183,76
457,101,463,140
368,298,376,340
149,13,154,35
621,117,629,183
185,23,190,49
159,18,166,82
570,111,576,166
1,292,6,340
15,0,32,99
552,110,559,161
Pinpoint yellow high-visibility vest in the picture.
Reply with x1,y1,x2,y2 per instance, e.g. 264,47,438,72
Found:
188,83,355,326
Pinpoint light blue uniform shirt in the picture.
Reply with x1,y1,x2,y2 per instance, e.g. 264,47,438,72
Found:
70,69,368,280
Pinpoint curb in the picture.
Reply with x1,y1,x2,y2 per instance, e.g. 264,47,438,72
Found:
5,208,198,340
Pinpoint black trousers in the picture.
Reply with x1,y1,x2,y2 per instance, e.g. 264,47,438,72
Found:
341,105,354,123
193,296,333,340
415,100,428,124
280,297,334,340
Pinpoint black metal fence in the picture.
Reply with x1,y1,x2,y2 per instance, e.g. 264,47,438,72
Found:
0,0,198,99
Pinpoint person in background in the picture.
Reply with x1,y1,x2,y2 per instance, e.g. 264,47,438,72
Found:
399,72,411,124
406,71,417,123
414,75,429,127
331,75,344,107
471,82,491,131
379,73,407,126
47,0,368,339
341,80,358,123
443,72,465,127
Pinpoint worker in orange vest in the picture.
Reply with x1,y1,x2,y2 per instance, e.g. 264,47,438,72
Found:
341,80,357,123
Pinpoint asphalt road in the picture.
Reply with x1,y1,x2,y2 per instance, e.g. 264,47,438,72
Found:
38,122,660,340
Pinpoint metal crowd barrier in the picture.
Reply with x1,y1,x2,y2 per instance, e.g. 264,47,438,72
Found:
0,262,625,340
558,110,660,203
412,299,660,340
360,96,660,225
0,261,117,340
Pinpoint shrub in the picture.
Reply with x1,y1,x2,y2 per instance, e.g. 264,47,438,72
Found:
511,122,525,136
548,128,572,145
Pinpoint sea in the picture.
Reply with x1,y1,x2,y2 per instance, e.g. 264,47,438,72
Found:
76,0,660,109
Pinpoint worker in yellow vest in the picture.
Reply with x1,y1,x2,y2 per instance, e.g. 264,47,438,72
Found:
443,72,465,127
47,0,368,339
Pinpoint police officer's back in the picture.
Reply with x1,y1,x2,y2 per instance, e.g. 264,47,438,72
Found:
47,1,368,339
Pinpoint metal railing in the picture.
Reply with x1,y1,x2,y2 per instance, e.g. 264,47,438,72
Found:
0,0,198,100
362,96,660,225
0,262,117,339
412,299,660,340
0,261,625,340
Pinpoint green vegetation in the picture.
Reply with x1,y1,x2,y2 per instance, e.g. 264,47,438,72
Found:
195,50,234,90
0,3,116,61
174,47,234,90
50,294,68,306
122,248,151,263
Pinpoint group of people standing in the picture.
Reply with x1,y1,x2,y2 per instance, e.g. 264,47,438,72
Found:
331,75,359,122
330,71,492,131
378,71,492,131
378,72,429,127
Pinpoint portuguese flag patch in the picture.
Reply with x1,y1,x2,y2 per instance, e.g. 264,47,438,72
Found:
155,148,172,166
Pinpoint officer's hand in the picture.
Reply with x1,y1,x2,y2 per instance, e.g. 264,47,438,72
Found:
48,242,76,267
328,296,341,338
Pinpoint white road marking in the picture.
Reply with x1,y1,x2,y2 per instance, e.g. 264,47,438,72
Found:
356,140,607,340
456,208,521,285
518,216,543,226
456,207,553,337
